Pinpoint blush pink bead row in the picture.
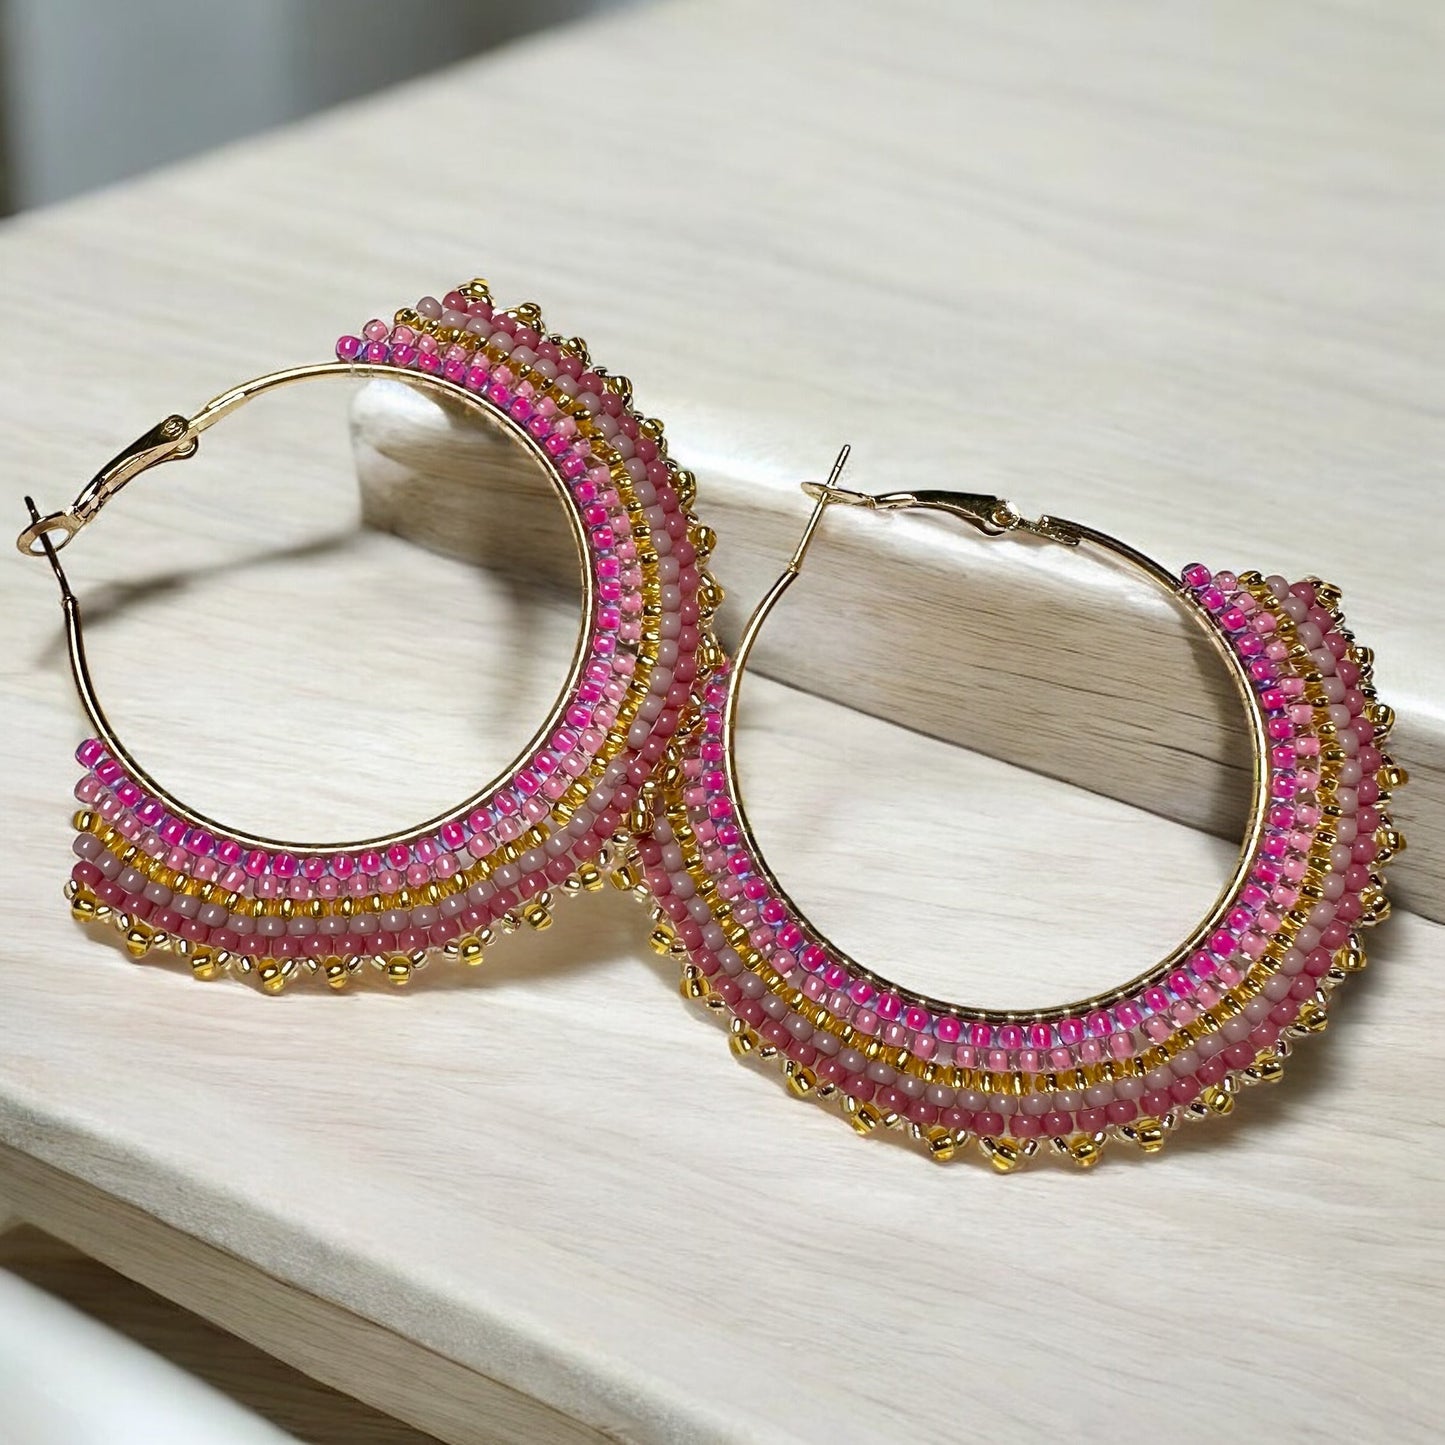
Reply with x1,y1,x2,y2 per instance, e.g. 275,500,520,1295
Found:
640,569,1401,1164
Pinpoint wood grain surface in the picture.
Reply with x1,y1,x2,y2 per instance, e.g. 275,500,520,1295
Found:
0,1223,442,1445
1,2,1441,1442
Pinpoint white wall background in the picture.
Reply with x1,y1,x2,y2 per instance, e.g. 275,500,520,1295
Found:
0,0,629,211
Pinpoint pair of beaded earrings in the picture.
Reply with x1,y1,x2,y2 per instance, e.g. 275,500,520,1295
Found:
18,280,1406,1170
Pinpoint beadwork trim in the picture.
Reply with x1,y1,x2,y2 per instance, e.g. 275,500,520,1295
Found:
63,281,724,990
637,569,1404,1169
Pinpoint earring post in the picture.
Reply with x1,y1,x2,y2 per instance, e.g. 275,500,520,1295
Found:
787,444,852,573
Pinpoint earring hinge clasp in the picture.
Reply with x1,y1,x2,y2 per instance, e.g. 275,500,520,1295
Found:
799,482,1082,546
17,413,198,562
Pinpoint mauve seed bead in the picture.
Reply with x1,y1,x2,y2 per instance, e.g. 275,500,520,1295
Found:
785,1014,812,1041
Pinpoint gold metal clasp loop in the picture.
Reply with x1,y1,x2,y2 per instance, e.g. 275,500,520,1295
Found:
799,480,881,511
874,489,1018,534
872,489,1082,545
797,482,1082,547
17,413,197,558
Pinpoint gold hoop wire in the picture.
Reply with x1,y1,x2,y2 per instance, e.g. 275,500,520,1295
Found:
721,448,1271,1025
19,361,594,854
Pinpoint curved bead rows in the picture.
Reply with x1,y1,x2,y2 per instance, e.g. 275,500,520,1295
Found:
639,569,1405,1169
64,281,724,992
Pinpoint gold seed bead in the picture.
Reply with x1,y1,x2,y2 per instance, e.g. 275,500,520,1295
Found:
70,886,100,923
1249,1053,1285,1084
1132,1118,1167,1152
1337,937,1367,972
847,1101,882,1137
925,1126,956,1162
729,1024,758,1057
610,861,642,891
980,1138,1023,1173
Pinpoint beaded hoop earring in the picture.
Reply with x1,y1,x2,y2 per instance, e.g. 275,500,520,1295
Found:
636,450,1405,1170
19,280,722,992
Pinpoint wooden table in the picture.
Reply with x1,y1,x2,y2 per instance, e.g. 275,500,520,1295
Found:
2,3,1441,1441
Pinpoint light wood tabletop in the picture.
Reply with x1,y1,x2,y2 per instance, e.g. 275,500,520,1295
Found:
1,2,1441,1442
